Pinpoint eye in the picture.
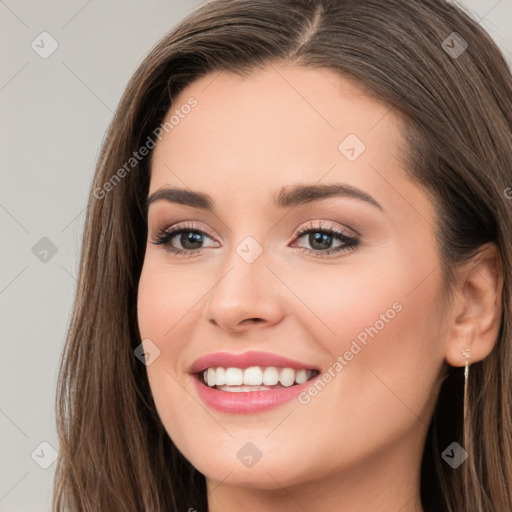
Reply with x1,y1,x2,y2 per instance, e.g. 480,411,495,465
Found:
291,221,359,257
150,220,360,258
150,221,218,256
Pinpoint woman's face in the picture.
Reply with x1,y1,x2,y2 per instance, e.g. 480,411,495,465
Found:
137,63,448,493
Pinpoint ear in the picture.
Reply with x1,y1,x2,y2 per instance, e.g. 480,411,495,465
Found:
444,243,504,368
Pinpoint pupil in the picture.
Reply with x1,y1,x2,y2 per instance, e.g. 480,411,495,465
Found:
181,231,203,249
310,232,332,250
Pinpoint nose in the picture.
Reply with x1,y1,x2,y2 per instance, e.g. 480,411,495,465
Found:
204,245,286,334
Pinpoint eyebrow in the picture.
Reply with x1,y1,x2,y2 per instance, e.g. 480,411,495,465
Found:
145,183,383,212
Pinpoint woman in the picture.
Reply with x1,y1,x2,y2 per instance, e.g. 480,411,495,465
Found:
53,1,512,511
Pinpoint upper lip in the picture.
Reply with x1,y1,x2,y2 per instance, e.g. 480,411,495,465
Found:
189,350,320,374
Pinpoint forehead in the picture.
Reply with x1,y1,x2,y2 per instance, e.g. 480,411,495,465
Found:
149,63,425,218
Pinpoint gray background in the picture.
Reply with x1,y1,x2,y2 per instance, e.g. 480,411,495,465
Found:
0,1,510,510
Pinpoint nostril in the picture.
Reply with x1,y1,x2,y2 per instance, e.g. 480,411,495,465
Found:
241,318,263,325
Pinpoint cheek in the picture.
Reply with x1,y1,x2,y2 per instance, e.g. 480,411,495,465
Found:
288,253,443,410
281,257,404,355
286,266,443,472
136,262,191,377
137,259,203,340
136,260,210,442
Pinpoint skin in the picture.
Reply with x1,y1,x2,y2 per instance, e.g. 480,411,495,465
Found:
137,63,503,512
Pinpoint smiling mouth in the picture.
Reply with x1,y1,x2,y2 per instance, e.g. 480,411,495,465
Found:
197,366,320,392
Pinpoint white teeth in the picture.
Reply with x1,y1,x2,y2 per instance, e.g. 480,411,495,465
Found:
217,385,273,393
279,368,295,387
295,369,308,384
202,366,316,388
243,366,263,386
262,367,279,385
225,367,243,385
216,367,226,385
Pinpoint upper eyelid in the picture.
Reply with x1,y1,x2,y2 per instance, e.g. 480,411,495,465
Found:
296,220,358,237
164,221,217,239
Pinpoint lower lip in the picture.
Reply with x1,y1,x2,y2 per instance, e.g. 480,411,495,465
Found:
192,374,318,414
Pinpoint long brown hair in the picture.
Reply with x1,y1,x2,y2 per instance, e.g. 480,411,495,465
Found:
53,1,512,510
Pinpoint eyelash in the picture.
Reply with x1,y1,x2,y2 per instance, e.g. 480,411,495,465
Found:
150,220,360,258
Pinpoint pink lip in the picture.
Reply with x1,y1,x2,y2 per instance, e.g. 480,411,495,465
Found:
188,350,321,414
192,375,319,414
188,350,319,374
